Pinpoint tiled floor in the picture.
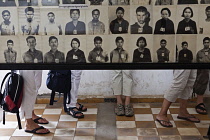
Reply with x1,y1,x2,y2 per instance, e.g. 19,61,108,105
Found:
0,103,209,140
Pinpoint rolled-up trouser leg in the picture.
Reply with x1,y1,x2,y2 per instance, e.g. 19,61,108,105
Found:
164,70,194,103
111,70,123,96
178,69,197,100
20,70,42,119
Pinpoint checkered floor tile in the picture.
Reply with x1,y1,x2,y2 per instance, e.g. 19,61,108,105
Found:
0,103,209,140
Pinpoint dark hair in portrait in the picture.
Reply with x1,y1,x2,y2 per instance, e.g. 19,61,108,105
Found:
161,8,171,17
203,37,210,43
70,9,80,15
25,7,34,14
94,36,103,42
182,41,188,46
47,12,55,16
136,36,147,47
160,39,167,43
49,36,58,43
2,10,10,15
26,36,36,42
92,9,100,15
206,6,210,11
116,7,125,14
71,38,80,47
181,7,193,17
7,40,14,44
115,36,124,42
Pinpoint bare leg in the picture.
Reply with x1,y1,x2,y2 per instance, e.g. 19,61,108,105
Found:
116,95,123,105
32,110,48,124
156,99,172,126
178,99,200,122
125,96,131,106
196,95,207,114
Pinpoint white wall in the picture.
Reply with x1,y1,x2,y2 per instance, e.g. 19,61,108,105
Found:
0,70,209,97
42,70,210,97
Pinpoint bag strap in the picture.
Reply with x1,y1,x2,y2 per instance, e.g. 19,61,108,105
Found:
16,111,22,129
63,92,68,112
49,90,56,105
49,91,63,105
3,110,5,125
0,72,12,94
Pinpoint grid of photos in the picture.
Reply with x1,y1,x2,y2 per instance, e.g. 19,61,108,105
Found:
0,0,210,64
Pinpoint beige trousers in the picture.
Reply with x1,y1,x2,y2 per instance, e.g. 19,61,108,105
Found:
164,69,197,102
19,70,42,119
111,70,133,96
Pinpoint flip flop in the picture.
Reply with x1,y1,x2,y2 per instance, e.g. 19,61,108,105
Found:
195,103,208,115
25,126,50,134
156,118,173,128
33,117,49,124
177,115,200,123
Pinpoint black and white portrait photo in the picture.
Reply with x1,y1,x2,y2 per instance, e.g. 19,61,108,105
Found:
86,7,108,35
109,6,129,34
66,37,86,63
87,35,109,63
153,6,176,34
62,0,85,4
0,8,18,35
40,8,63,35
87,0,107,5
176,6,198,34
20,36,43,63
65,9,86,35
0,0,16,7
41,0,60,6
198,5,210,34
108,35,129,63
130,35,153,63
130,6,153,34
65,35,86,63
176,35,197,63
43,36,65,63
153,35,175,63
0,36,21,63
18,0,38,6
155,0,174,5
109,0,129,5
196,35,210,63
19,7,40,35
131,0,151,5
200,0,210,4
177,0,198,4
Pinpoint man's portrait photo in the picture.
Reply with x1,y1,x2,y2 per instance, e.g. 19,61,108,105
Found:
19,7,40,35
130,6,152,34
22,36,43,63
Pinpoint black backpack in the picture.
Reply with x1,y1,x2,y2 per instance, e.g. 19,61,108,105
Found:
0,71,24,129
46,70,71,112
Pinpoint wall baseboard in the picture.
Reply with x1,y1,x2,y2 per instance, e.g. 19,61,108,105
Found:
36,94,198,104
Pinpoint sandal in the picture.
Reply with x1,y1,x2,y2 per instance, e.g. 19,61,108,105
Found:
77,103,87,112
156,118,173,127
195,103,208,115
33,117,49,124
177,115,200,123
25,126,50,134
67,107,84,118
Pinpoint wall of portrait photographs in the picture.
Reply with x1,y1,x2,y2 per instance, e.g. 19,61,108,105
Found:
0,0,210,65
